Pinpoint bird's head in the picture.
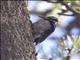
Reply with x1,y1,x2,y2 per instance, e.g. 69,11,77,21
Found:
39,16,58,23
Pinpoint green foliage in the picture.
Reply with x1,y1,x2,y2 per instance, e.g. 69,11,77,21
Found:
65,0,80,13
73,36,80,48
59,35,80,58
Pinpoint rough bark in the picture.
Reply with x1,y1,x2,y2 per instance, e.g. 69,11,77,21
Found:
1,1,36,60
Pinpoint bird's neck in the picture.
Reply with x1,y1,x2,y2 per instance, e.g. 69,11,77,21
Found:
49,20,55,30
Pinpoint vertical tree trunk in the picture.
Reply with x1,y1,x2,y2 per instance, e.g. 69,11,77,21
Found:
1,1,36,60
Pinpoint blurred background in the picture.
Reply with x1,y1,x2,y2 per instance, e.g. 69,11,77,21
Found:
27,0,80,60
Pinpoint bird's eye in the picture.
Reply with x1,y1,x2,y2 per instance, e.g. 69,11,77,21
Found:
51,18,57,22
47,16,58,21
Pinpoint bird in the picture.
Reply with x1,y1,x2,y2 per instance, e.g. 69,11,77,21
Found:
31,16,58,45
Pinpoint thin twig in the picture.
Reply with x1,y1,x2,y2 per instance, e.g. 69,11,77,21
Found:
59,1,80,16
58,13,75,16
49,1,80,16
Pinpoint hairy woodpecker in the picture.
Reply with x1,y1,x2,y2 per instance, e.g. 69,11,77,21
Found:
32,16,58,45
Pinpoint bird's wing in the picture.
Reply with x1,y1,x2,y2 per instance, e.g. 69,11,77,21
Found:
31,20,51,44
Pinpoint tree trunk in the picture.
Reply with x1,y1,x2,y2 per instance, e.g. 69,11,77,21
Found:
1,1,36,60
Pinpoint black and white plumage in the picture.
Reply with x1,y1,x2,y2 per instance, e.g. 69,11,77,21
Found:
31,16,58,45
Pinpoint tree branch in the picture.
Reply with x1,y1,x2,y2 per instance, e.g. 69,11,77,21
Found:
59,1,80,16
58,13,75,16
49,1,80,16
